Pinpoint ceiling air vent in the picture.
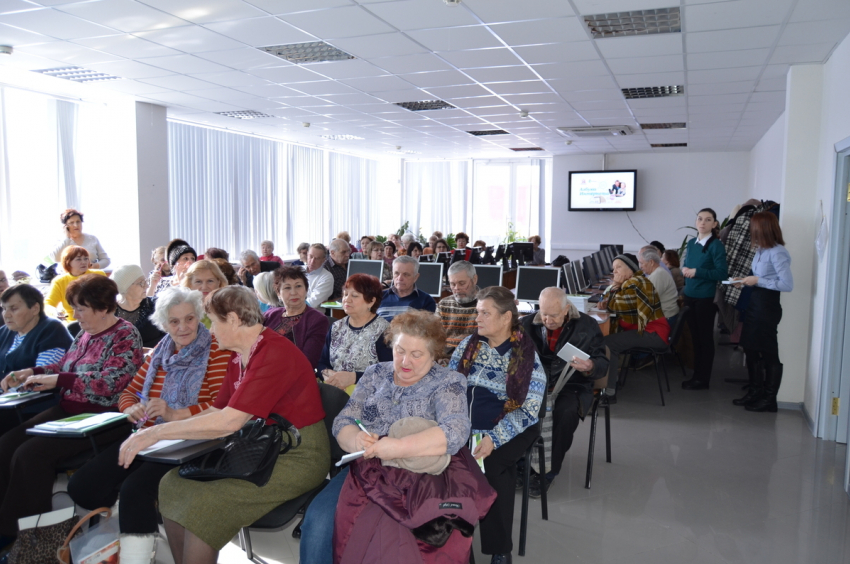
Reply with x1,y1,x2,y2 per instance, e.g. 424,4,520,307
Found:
640,122,686,129
467,130,509,136
510,147,544,152
622,86,684,99
259,41,354,64
556,126,633,138
395,100,455,111
216,110,276,119
34,66,121,83
584,7,680,39
651,143,687,147
321,134,364,141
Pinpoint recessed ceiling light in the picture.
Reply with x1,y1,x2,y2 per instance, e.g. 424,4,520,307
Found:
395,100,455,111
387,149,421,155
640,122,687,129
259,41,354,64
651,143,687,147
622,85,684,99
585,7,680,39
34,66,121,83
509,147,544,152
467,130,509,136
321,134,364,141
215,110,276,119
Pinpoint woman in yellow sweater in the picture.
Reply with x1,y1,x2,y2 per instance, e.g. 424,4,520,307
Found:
44,246,106,321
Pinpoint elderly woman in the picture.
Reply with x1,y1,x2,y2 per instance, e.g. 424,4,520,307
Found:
146,246,171,298
383,241,397,269
44,246,106,322
0,275,143,549
434,238,451,255
661,249,685,292
68,287,230,564
366,241,391,283
211,258,239,286
292,242,310,266
448,287,546,563
318,274,392,392
49,208,110,270
253,271,281,314
152,239,197,295
260,240,284,265
181,260,229,328
529,235,545,265
407,241,424,259
301,310,492,564
117,286,329,564
112,265,164,349
263,266,329,369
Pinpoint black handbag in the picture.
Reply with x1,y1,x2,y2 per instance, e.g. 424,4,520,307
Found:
178,413,301,487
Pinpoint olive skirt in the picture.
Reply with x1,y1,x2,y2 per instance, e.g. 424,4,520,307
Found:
158,420,330,551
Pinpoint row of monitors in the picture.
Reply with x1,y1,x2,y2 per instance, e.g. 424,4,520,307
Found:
346,259,504,298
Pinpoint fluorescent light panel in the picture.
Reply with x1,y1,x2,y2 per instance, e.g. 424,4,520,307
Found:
34,66,121,83
585,7,680,39
216,110,276,119
395,100,456,111
651,143,687,147
259,41,354,64
640,122,687,129
321,134,364,140
467,130,509,136
622,85,684,99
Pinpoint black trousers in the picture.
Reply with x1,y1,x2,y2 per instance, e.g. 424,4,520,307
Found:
684,296,717,383
480,425,540,555
68,438,174,534
549,392,581,476
0,405,131,537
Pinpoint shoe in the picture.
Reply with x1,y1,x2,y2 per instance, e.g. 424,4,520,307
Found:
529,474,553,499
490,554,512,564
682,378,709,390
746,364,782,412
733,356,764,406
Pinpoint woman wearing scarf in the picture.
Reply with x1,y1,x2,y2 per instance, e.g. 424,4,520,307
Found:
449,286,546,564
151,239,197,296
68,287,229,564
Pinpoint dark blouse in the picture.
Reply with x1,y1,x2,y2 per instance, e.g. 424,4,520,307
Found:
115,297,164,349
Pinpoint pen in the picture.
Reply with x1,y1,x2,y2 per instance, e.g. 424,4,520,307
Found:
354,419,371,436
133,392,149,432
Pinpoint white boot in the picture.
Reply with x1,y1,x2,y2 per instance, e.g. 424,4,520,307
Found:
119,534,157,564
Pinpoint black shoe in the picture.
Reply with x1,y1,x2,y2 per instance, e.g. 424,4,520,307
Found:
682,378,709,390
746,364,782,412
529,474,552,499
732,388,761,406
490,554,512,564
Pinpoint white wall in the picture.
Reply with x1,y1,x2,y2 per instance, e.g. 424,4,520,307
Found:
748,113,785,202
551,152,751,261
136,102,169,270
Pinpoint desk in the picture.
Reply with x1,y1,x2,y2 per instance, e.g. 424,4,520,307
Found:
26,414,129,455
0,392,54,424
138,438,224,465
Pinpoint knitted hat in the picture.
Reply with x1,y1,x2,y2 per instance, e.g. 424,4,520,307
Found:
111,265,145,295
614,253,640,274
166,239,197,267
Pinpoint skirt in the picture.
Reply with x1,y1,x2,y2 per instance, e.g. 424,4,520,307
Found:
739,287,782,352
158,420,330,551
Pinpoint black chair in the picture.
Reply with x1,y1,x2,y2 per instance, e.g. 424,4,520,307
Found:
518,429,548,557
238,383,350,564
585,348,612,489
617,306,690,406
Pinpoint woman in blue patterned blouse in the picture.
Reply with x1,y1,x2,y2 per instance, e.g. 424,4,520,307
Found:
450,285,546,564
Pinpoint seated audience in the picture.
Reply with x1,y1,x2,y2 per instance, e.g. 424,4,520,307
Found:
434,238,451,255
400,232,415,250
473,239,487,249
407,241,423,259
318,274,391,391
0,275,143,550
263,266,329,369
530,235,546,265
211,258,239,286
238,250,278,289
449,286,546,563
260,240,284,265
67,287,228,564
662,249,685,292
305,243,334,307
388,233,402,250
324,239,351,301
383,241,397,269
204,247,229,261
292,242,309,266
153,239,197,295
376,256,437,321
427,234,438,250
359,235,373,253
253,271,282,314
337,230,358,254
301,310,488,564
602,254,670,390
436,261,480,355
117,286,329,564
146,246,172,298
520,287,608,498
650,240,666,253
455,232,473,261
0,271,8,327
49,208,110,270
639,246,680,323
366,241,391,283
112,265,165,349
45,246,106,321
182,259,229,326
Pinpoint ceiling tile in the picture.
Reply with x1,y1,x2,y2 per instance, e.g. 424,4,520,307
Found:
570,99,629,111
367,88,428,102
86,59,174,78
304,59,387,80
788,0,850,22
465,65,537,83
500,92,564,105
448,95,504,108
0,21,52,45
532,59,610,79
512,41,599,65
140,90,243,111
755,77,786,91
340,75,416,92
190,86,256,102
489,17,588,46
407,25,502,51
135,25,246,53
615,72,684,88
95,78,170,94
57,0,186,32
688,93,749,105
140,0,268,24
204,17,315,47
462,0,576,24
400,70,473,88
364,0,479,31
685,0,795,32
281,6,393,38
371,53,453,74
770,42,836,64
232,82,300,97
0,49,59,70
760,64,789,79
421,84,492,99
21,40,121,65
0,8,115,39
332,32,428,59
485,80,550,95
608,54,683,74
686,26,780,53
193,47,283,70
288,80,359,95
563,88,624,102
0,0,38,14
687,48,770,70
138,73,218,90
548,75,617,91
247,64,324,83
749,91,785,104
74,33,182,58
688,66,762,84
688,103,745,114
687,80,755,96
317,92,382,105
143,53,233,74
437,47,522,69
596,33,683,59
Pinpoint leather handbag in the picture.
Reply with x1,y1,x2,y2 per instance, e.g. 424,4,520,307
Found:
7,506,79,564
178,413,301,487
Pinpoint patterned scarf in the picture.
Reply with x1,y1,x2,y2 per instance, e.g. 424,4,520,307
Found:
605,272,663,334
455,326,537,422
142,323,212,424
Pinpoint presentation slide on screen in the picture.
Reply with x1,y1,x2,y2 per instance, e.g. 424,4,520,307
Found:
570,171,636,210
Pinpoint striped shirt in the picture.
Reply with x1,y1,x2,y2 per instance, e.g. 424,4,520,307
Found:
376,285,437,322
118,337,230,429
436,296,478,354
7,334,66,366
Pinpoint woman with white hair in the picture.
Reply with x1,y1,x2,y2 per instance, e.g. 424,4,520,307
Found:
112,265,164,350
253,271,282,313
67,287,230,564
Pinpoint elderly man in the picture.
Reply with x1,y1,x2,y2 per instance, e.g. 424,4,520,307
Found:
639,246,680,324
305,243,334,308
259,240,284,265
324,238,351,301
521,287,609,498
238,250,278,289
376,256,436,321
436,261,480,355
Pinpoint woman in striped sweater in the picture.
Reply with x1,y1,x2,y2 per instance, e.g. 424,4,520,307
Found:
68,287,229,564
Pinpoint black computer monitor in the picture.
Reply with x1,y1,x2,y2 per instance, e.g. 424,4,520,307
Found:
416,263,444,298
592,251,608,278
563,264,578,294
600,244,624,254
347,259,384,280
481,246,496,265
436,252,452,267
515,266,561,303
510,242,534,265
601,246,615,269
474,265,503,289
571,261,587,290
583,256,598,285
418,254,435,263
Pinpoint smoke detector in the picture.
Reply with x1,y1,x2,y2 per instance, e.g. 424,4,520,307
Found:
556,126,633,138
444,0,461,5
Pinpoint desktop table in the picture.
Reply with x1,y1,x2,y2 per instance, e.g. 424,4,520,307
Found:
137,438,225,465
0,392,55,424
26,414,130,455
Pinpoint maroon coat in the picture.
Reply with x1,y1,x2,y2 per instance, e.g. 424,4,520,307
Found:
262,306,329,370
333,448,496,564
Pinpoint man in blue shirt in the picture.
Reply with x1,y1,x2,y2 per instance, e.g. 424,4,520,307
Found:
376,256,436,321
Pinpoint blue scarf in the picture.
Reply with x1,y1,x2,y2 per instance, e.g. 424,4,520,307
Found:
141,324,212,424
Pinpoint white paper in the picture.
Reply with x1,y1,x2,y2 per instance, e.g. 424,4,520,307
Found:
556,342,590,364
18,506,75,530
64,412,126,430
335,450,366,467
0,391,38,402
139,439,185,455
721,279,736,285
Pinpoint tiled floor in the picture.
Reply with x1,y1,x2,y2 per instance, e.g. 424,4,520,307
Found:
149,343,849,564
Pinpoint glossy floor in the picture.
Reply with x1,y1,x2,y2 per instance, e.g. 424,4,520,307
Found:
153,344,849,564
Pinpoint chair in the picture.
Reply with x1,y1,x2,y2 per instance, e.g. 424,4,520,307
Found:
518,428,548,557
238,383,350,564
584,375,611,490
617,307,690,406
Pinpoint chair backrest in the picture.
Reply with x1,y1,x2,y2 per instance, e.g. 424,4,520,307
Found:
317,382,350,465
592,346,611,390
669,305,690,347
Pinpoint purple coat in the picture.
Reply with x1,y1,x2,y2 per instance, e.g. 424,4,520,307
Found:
262,306,329,370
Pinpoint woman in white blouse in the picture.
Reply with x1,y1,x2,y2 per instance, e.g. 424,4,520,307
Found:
49,209,110,270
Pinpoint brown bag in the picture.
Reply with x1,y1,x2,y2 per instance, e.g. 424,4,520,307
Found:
56,507,112,564
7,507,79,564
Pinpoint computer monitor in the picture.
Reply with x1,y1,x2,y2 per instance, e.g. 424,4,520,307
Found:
583,256,599,285
563,264,578,295
418,254,435,263
600,244,624,255
416,263,444,298
515,266,561,303
592,251,608,278
510,242,534,265
346,259,384,280
474,265,503,289
601,246,616,269
436,252,452,267
572,261,588,290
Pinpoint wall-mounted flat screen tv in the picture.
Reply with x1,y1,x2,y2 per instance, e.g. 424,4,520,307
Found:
568,170,637,211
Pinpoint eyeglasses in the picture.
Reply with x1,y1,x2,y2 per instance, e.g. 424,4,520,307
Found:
135,279,150,289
